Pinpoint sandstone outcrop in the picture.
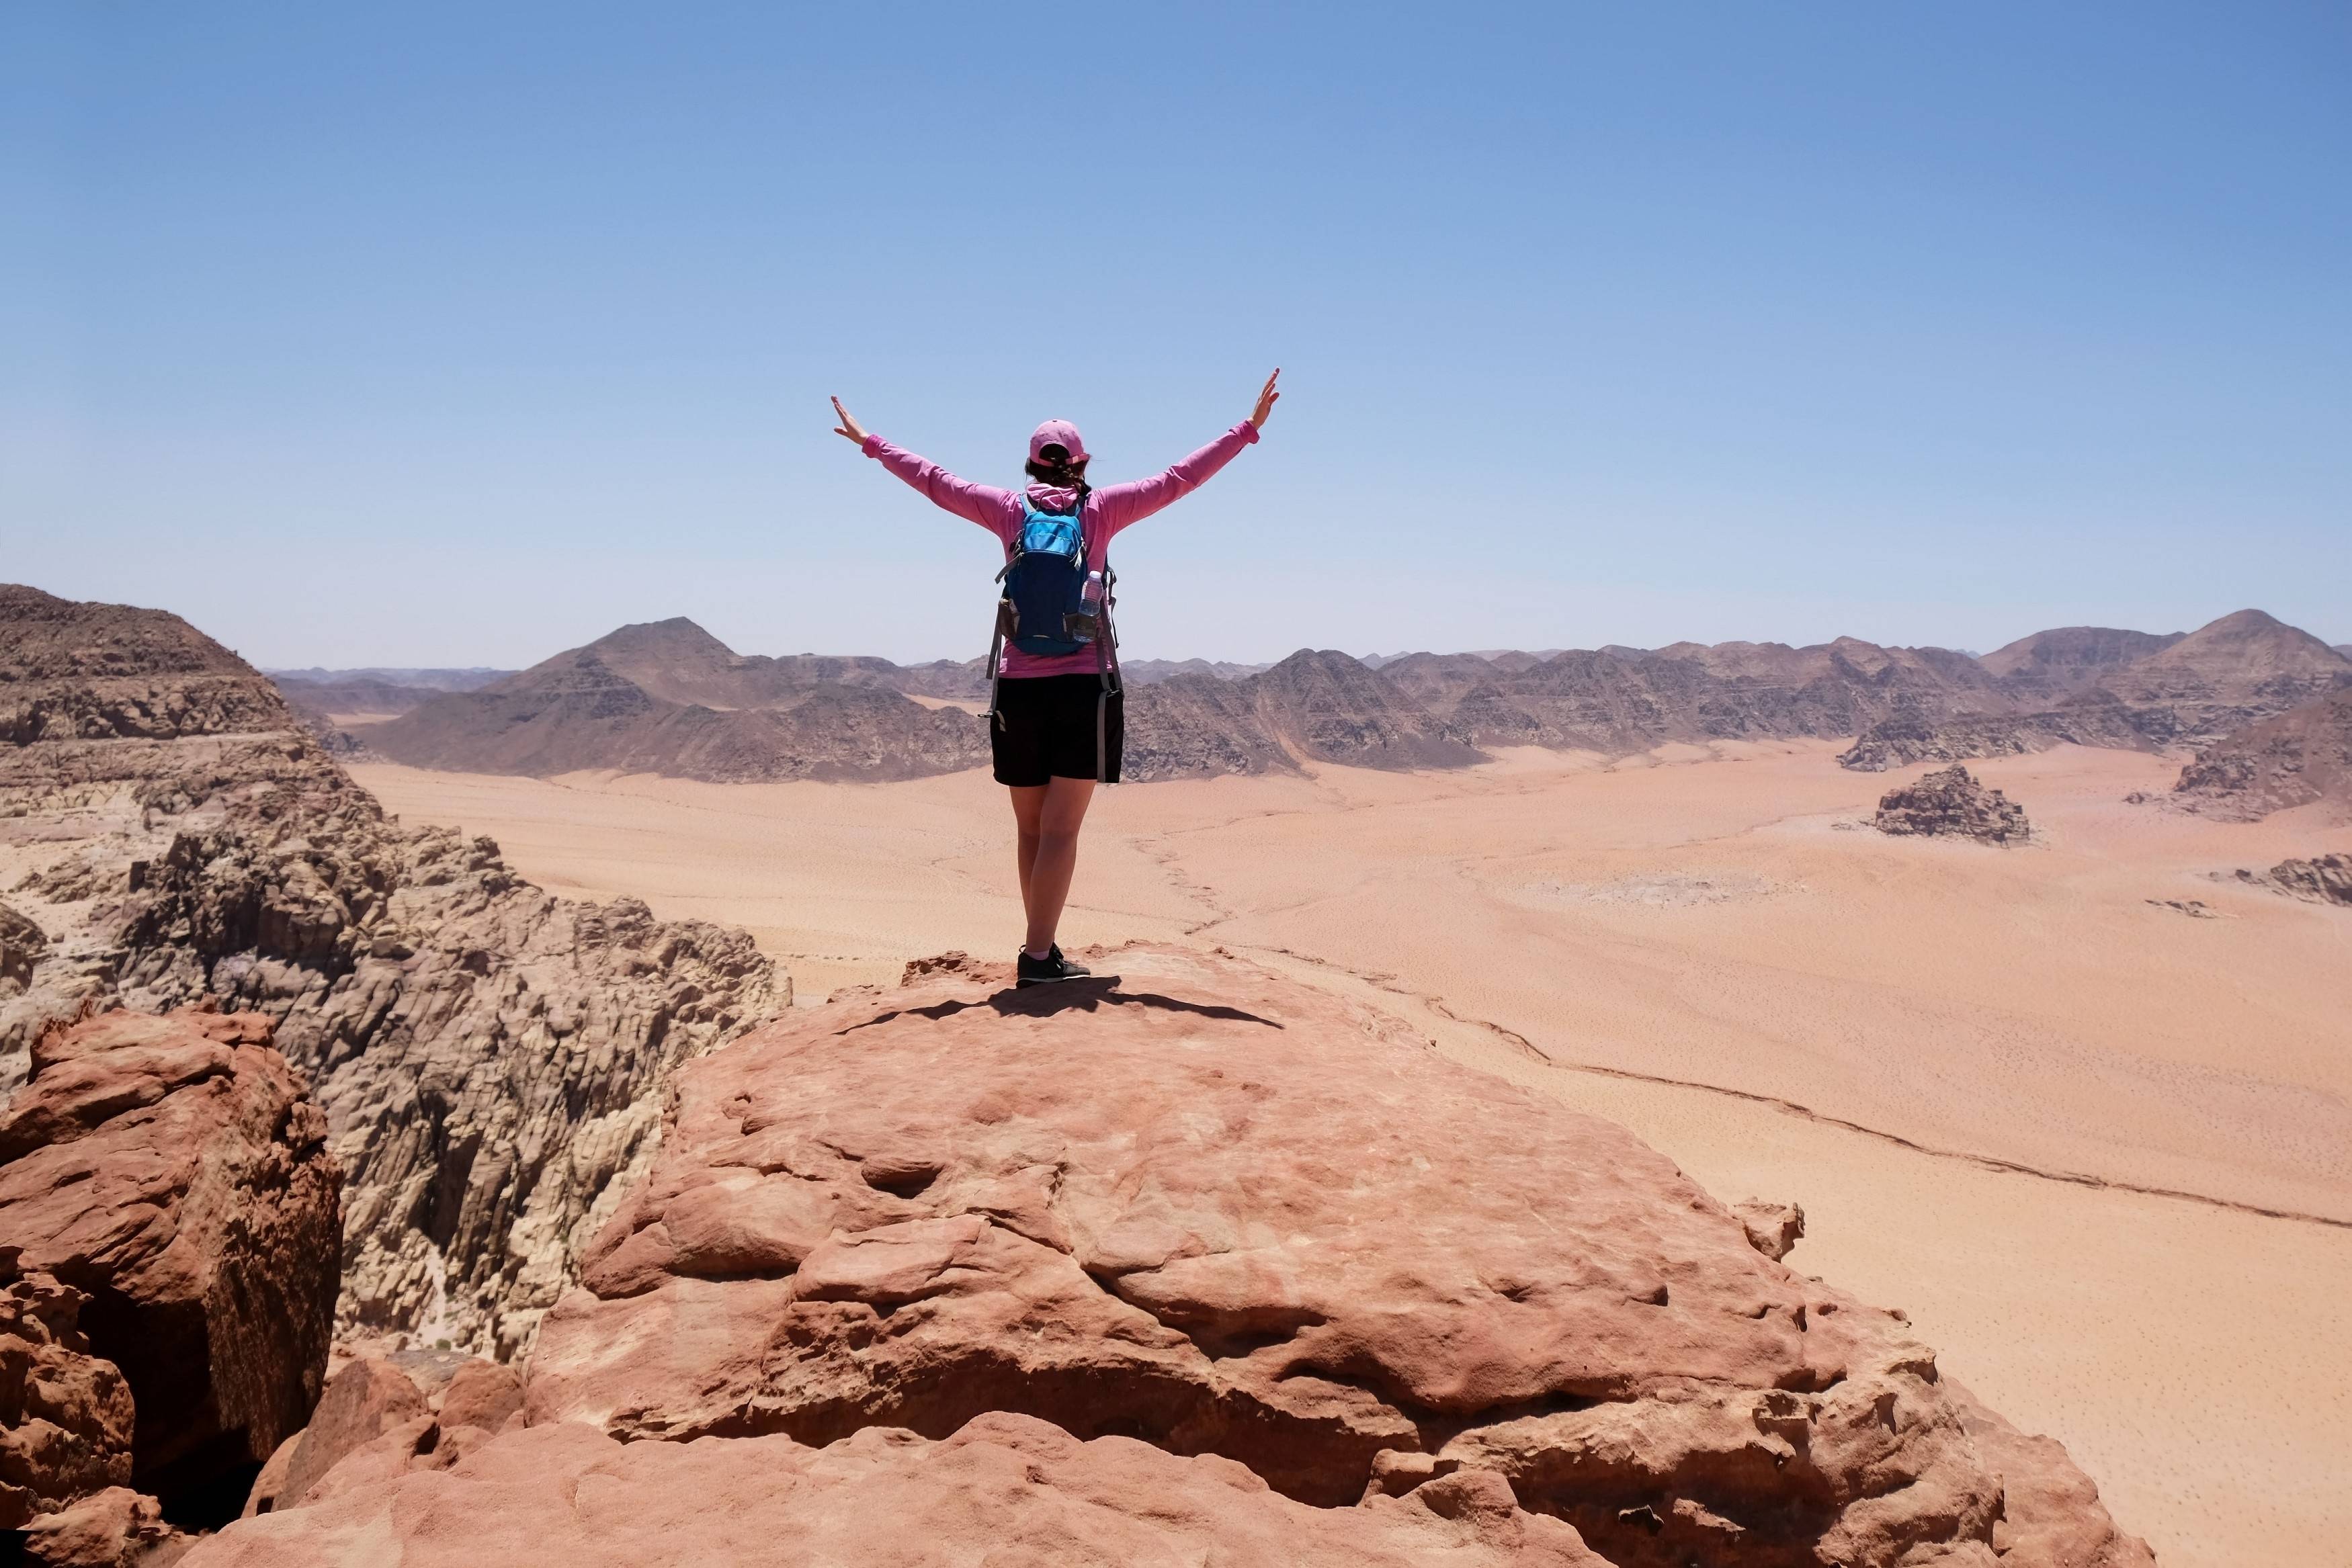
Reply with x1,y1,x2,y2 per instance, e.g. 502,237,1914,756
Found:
0,1008,339,1515
239,1349,526,1519
1873,766,2031,846
184,1413,1602,1567
2231,852,2352,907
2173,687,2352,821
2,586,784,1359
1,1251,136,1531
481,945,2148,1566
19,1485,192,1567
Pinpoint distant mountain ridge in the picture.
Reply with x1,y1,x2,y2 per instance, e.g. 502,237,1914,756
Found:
364,619,990,782
345,607,2349,791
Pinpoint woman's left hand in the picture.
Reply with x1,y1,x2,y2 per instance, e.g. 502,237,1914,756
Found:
1249,368,1281,430
831,396,870,446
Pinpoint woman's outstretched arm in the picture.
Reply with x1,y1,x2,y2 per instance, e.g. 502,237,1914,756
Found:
1093,369,1279,532
832,396,1020,534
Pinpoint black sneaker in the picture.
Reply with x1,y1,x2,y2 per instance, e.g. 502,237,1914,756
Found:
1016,945,1092,986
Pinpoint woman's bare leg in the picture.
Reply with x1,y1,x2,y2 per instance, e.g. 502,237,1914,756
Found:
1007,777,1095,954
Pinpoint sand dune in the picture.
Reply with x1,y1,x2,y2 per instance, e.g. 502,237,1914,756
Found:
353,742,2352,1568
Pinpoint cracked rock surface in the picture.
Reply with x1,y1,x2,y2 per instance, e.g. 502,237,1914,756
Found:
513,945,2149,1567
0,1006,338,1518
1872,765,2031,846
183,1410,1603,1567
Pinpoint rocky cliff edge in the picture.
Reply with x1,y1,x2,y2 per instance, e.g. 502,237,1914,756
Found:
190,946,2152,1567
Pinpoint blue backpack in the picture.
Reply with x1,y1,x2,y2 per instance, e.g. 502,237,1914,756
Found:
985,491,1123,774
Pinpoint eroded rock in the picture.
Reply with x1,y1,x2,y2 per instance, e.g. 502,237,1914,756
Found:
181,1412,1604,1567
0,1251,136,1530
0,1008,339,1512
1872,765,2031,845
521,946,2148,1565
1,586,784,1357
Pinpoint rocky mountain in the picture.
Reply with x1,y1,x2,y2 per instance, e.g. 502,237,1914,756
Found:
2171,687,2352,820
1118,657,1271,683
1,585,783,1364
190,946,2152,1566
1124,649,1480,780
1976,627,2185,700
263,668,514,722
1840,609,2352,770
365,619,990,783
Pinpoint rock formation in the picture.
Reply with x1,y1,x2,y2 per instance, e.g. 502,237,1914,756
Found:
187,1413,1601,1567
2172,688,2352,821
261,668,514,724
1,1250,137,1532
1873,766,2031,846
0,1007,339,1524
1842,611,2351,771
362,619,991,783
1975,626,2187,701
2230,853,2352,907
373,945,2160,1568
2,586,783,1360
1119,656,1272,683
1124,649,1480,780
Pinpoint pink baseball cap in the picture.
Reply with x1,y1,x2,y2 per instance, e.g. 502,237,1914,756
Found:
1028,419,1089,464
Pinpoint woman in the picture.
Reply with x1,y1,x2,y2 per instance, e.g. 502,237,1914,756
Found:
831,369,1280,986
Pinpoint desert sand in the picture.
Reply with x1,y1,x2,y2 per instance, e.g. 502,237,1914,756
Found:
353,743,2352,1568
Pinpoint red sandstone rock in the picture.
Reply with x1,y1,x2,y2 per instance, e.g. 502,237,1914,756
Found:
433,1358,523,1435
0,1008,340,1506
518,946,2148,1566
181,1411,1603,1567
19,1485,192,1567
268,1354,425,1509
1,1250,136,1529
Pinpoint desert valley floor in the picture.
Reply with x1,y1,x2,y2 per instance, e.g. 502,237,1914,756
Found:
350,741,2351,1568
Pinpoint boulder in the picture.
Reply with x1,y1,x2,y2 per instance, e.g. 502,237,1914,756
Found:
239,1350,525,1518
1730,1199,1805,1262
2237,851,2352,906
269,1354,426,1510
1,1250,136,1529
0,1008,339,1511
19,1485,192,1567
179,1412,1603,1567
1872,765,2031,845
521,946,2148,1567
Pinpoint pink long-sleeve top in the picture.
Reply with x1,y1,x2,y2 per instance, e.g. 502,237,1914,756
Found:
863,421,1261,678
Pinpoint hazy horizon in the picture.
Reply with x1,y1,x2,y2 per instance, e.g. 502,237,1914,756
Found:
7,5,2347,666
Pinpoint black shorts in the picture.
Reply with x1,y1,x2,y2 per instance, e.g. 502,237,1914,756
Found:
991,674,1124,786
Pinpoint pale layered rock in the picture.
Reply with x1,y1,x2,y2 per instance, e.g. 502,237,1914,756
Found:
0,1008,339,1508
181,1412,1603,1567
523,945,2148,1565
2,586,784,1356
1872,766,2031,846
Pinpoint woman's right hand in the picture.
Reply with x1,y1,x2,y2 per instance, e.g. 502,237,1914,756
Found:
831,396,870,446
1249,368,1281,430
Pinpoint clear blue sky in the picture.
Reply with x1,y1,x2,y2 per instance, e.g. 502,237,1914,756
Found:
5,3,2347,667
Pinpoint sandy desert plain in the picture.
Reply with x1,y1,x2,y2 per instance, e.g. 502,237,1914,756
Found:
349,738,2350,1568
